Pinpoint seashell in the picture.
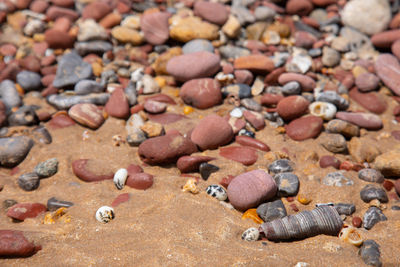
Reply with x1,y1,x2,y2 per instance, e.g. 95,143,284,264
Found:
259,206,343,241
95,206,115,223
206,185,227,201
242,227,260,241
113,168,128,190
182,179,199,194
339,225,363,247
309,101,337,120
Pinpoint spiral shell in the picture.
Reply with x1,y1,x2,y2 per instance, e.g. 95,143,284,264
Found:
259,206,343,241
309,101,337,120
95,206,115,223
339,225,363,246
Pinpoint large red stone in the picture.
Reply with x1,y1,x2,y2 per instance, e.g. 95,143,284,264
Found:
0,230,41,257
277,95,310,121
349,88,387,114
46,6,79,21
6,203,47,221
44,29,75,49
260,93,284,106
336,112,383,130
180,78,222,109
286,0,313,16
126,172,153,190
219,146,258,166
72,159,114,182
286,116,323,141
140,12,170,45
243,110,265,130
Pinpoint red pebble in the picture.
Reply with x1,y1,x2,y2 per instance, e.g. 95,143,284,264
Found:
383,180,394,191
126,172,154,190
352,216,362,228
219,146,258,166
340,161,354,171
289,203,299,212
111,193,131,207
394,180,400,196
0,230,41,257
235,135,270,152
48,114,76,129
219,175,235,188
319,155,341,169
6,203,47,221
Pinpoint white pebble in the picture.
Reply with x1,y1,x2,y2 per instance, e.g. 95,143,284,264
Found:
230,108,243,118
206,185,228,201
113,168,128,190
95,206,115,223
242,227,260,241
309,101,337,120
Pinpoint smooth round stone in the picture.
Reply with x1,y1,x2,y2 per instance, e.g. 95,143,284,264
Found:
268,159,294,174
281,81,301,95
16,71,42,91
140,11,170,45
320,133,347,153
68,103,105,130
74,80,104,95
34,158,58,178
180,78,221,109
191,114,234,150
286,116,323,141
148,113,186,125
316,91,349,110
371,29,400,48
126,172,153,190
235,135,270,152
295,31,317,49
254,6,276,21
0,136,34,168
309,101,337,120
375,54,400,96
355,73,380,92
219,45,250,59
358,169,384,183
257,199,287,222
227,170,277,211
6,203,46,221
177,155,215,173
18,172,40,191
274,172,299,197
0,80,22,111
278,73,316,91
243,110,265,130
234,55,275,73
349,88,387,114
260,93,284,106
0,230,41,257
319,155,341,169
199,162,219,180
72,159,114,182
240,99,261,112
169,16,219,43
363,207,387,230
219,146,258,166
182,39,214,55
166,51,220,82
45,29,75,49
143,100,167,114
277,95,310,121
194,1,229,25
322,171,354,187
360,184,388,203
138,133,198,165
234,70,253,85
322,46,341,67
48,114,76,129
82,1,112,21
105,87,130,119
335,112,383,130
326,119,359,138
359,240,382,266
286,0,313,16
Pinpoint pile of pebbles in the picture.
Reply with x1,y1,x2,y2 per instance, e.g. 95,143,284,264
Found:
0,0,400,265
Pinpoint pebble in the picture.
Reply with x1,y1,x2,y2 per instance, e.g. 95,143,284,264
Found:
143,100,166,114
199,163,219,180
277,95,310,121
309,101,337,120
355,73,380,92
72,159,114,182
316,91,349,110
286,0,313,16
373,150,400,177
77,19,108,42
375,54,400,96
219,45,250,59
371,29,400,48
278,73,316,92
18,172,40,191
53,52,92,88
0,230,41,257
349,88,387,114
335,112,383,130
257,199,287,222
140,11,170,45
47,93,110,110
358,240,382,267
234,54,275,73
358,169,384,183
243,110,265,130
254,6,276,21
268,159,294,174
281,81,301,95
227,170,277,211
8,106,39,126
95,206,114,223
334,203,355,216
322,172,354,187
352,216,362,228
105,87,130,119
319,133,347,153
194,1,229,25
274,172,299,197
169,16,219,43
3,199,17,210
16,70,42,91
363,207,387,230
285,116,324,141
0,136,34,167
47,197,73,211
206,185,227,201
235,135,270,152
34,158,58,178
219,146,258,166
326,119,360,138
319,155,341,169
6,203,47,221
241,227,260,241
180,78,221,109
45,29,75,49
68,103,105,129
222,83,252,99
126,172,154,190
360,185,388,203
322,46,341,67
241,98,261,111
0,80,21,111
75,41,113,56
182,39,214,55
177,156,215,173
74,80,104,95
111,193,130,207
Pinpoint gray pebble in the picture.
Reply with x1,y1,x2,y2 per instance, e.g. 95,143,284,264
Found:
199,163,219,181
240,98,262,111
322,46,341,67
320,133,347,153
18,172,40,191
360,185,388,203
0,80,22,111
124,83,138,106
268,159,294,174
363,207,387,230
8,105,39,126
219,45,250,59
358,169,384,183
34,158,58,178
32,126,52,144
47,93,110,110
182,39,214,54
47,197,74,211
254,6,276,21
100,69,118,85
334,203,355,215
53,51,92,88
3,199,17,210
308,48,322,57
316,91,349,110
257,199,287,222
391,205,400,210
74,80,104,95
0,136,34,167
282,81,301,95
16,70,42,91
126,132,147,147
358,240,382,267
322,171,354,187
274,172,299,197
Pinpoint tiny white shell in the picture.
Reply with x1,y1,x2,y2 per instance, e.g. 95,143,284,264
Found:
206,185,228,201
113,168,128,190
309,101,337,120
242,227,260,241
96,206,115,223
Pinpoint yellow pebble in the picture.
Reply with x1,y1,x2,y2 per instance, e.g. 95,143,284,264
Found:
276,126,286,134
154,76,166,88
182,179,199,194
92,62,103,77
15,84,24,96
33,33,45,42
183,106,194,115
297,194,312,205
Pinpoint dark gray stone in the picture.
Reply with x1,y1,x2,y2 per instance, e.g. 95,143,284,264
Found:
74,80,104,95
322,171,354,187
182,39,214,54
16,70,42,91
199,163,219,181
363,207,387,230
8,105,39,126
18,172,40,191
358,240,382,267
274,172,299,197
334,203,355,215
360,185,388,203
358,169,384,183
282,81,301,95
316,91,349,110
47,93,110,109
125,83,138,106
32,126,52,144
257,199,287,222
0,136,34,167
126,132,146,147
53,51,92,88
47,197,74,211
74,41,113,55
34,158,58,178
392,205,400,211
0,80,21,111
268,159,294,174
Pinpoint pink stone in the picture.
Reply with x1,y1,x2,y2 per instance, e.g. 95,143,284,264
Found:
145,93,176,105
82,1,112,21
227,116,246,134
277,95,310,121
375,54,400,96
335,112,383,130
194,1,229,25
6,203,46,221
140,11,170,45
0,230,41,257
295,31,317,49
30,0,49,13
227,170,277,211
219,146,258,166
144,100,167,114
111,193,131,207
0,44,17,56
46,6,79,22
126,172,153,190
260,93,284,106
177,155,215,173
126,164,143,175
278,73,316,91
392,39,400,60
180,78,222,109
286,0,313,16
50,0,74,7
371,29,400,48
355,73,380,92
48,114,76,129
68,103,105,129
243,110,265,130
72,159,114,182
234,70,253,85
148,113,186,124
319,155,341,169
235,135,270,152
286,115,323,141
349,88,387,114
105,87,130,119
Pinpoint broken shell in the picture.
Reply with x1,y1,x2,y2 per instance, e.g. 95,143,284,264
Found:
206,185,227,201
242,227,260,241
309,101,337,120
43,207,70,225
113,168,128,190
259,206,343,241
339,225,363,247
182,179,199,194
95,206,115,223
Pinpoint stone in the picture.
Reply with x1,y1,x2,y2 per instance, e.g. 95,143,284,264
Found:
74,80,104,95
322,171,354,187
16,71,41,91
295,31,317,49
177,155,215,173
341,0,391,35
219,146,258,166
274,172,299,197
18,172,40,191
140,12,170,45
358,240,382,267
126,172,153,190
142,75,161,94
0,136,34,168
222,83,252,99
0,230,41,257
319,155,341,169
355,73,380,92
363,207,387,230
191,114,234,150
180,78,221,109
199,163,219,180
148,113,186,124
309,101,337,120
281,81,301,95
349,88,387,114
392,39,400,60
316,91,349,110
234,55,275,73
8,106,39,126
322,46,341,67
111,193,131,207
360,185,388,203
227,170,277,211
6,203,46,221
243,110,265,130
48,114,76,129
47,93,110,110
326,119,359,138
375,54,400,96
260,93,284,106
68,103,105,129
143,100,166,114
371,29,400,48
182,39,214,55
286,0,313,16
140,121,164,138
235,136,270,152
169,16,219,43
111,26,143,45
44,29,75,49
278,73,316,92
335,112,383,130
319,133,347,153
74,41,113,55
82,1,112,21
334,203,355,216
373,150,400,177
34,158,58,178
240,98,261,111
47,197,73,211
254,6,276,21
257,199,287,222
72,159,114,182
138,132,197,165
105,87,130,119
286,116,323,141
166,51,220,82
268,159,294,174
53,52,92,88
348,137,381,163
277,95,310,121
194,1,228,25
78,19,108,42
0,80,21,111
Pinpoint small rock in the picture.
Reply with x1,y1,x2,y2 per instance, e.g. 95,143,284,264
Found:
281,81,301,95
177,156,215,173
373,150,400,177
47,197,73,211
18,172,40,191
243,110,265,130
286,116,323,141
105,87,130,119
254,6,276,21
257,199,287,222
219,146,258,166
222,15,241,38
319,155,341,169
53,52,92,88
6,203,47,221
8,106,39,126
0,136,34,168
68,103,105,129
180,78,221,109
358,240,382,267
235,135,270,152
222,83,252,99
334,203,355,216
309,101,337,120
242,227,260,241
326,119,359,138
182,39,214,55
0,230,41,257
268,159,294,174
316,91,349,110
16,71,41,91
360,185,388,203
140,11,170,45
199,162,219,180
240,98,261,111
363,207,387,230
358,169,384,183
126,172,153,190
320,133,347,153
34,158,58,178
322,171,354,187
206,185,227,201
72,159,114,182
74,80,104,95
322,46,341,67
335,112,383,130
355,73,380,92
375,54,400,96
194,1,229,25
349,88,387,114
234,54,275,73
169,16,219,43
0,80,21,111
274,172,299,196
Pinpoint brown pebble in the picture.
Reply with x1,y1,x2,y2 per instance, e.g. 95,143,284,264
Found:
126,172,154,190
219,146,258,166
352,216,362,228
277,95,310,121
383,180,394,191
235,135,270,152
286,116,323,141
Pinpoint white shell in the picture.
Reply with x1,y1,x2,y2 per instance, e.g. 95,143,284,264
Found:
206,185,228,201
96,206,115,223
309,101,337,120
113,168,128,190
339,226,363,246
230,108,243,118
242,227,260,241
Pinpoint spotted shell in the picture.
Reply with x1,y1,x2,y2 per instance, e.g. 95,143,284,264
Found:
95,206,115,223
242,227,260,241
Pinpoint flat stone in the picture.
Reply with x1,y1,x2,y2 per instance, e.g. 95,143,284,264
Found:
326,119,359,138
16,71,41,91
373,150,400,177
358,240,382,267
72,159,114,182
6,203,46,221
140,11,170,45
0,136,34,168
177,155,215,173
53,52,92,88
257,199,287,222
360,184,388,203
335,112,383,130
320,133,347,153
277,95,310,121
0,230,41,257
219,146,258,166
234,55,275,73
363,207,387,230
47,197,73,211
68,103,105,129
182,39,214,55
274,172,299,196
286,116,323,141
105,87,130,119
268,159,294,174
322,171,354,187
34,158,58,178
126,172,153,190
349,88,387,114
235,135,270,152
180,78,221,109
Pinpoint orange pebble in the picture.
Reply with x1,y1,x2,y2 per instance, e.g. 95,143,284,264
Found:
297,194,312,205
183,106,194,115
242,208,264,224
